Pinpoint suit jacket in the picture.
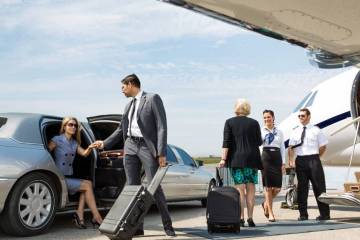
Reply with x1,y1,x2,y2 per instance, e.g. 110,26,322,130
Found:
222,116,263,169
104,91,167,158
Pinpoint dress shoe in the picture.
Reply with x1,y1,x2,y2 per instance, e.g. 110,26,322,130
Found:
72,213,86,229
297,215,308,221
316,215,330,221
91,218,101,229
164,226,176,237
247,218,256,227
239,219,245,227
134,229,144,236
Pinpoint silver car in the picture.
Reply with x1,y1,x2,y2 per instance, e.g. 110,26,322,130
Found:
0,113,215,236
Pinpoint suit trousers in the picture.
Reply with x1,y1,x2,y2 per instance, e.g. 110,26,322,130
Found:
123,138,172,229
295,154,330,217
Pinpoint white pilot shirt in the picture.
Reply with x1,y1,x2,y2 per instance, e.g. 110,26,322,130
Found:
127,90,143,137
289,124,328,156
261,126,285,163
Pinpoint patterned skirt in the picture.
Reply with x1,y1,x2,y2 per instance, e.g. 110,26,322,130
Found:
231,167,258,184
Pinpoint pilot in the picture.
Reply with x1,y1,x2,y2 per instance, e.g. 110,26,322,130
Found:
288,108,330,221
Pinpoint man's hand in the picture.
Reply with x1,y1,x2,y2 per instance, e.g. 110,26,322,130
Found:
218,159,226,168
93,140,104,150
158,155,167,167
288,160,295,168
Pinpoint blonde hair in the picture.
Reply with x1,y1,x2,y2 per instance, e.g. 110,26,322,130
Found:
234,98,251,116
59,116,81,145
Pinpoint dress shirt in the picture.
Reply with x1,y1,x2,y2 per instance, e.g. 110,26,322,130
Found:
289,124,328,156
261,126,285,163
127,90,143,137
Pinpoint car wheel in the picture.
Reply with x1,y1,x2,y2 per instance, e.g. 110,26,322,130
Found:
285,187,297,209
201,179,216,208
0,172,58,236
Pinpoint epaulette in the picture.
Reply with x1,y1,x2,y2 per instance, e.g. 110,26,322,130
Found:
292,125,300,130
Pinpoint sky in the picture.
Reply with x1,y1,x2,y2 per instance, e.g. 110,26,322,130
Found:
0,0,348,156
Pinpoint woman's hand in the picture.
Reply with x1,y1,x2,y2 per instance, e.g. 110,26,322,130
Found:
218,159,226,168
281,164,286,175
88,143,98,149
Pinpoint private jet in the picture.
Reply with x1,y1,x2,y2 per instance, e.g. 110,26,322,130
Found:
161,0,360,207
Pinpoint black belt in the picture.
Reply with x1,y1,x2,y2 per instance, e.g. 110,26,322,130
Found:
128,136,144,142
263,147,280,152
296,154,319,159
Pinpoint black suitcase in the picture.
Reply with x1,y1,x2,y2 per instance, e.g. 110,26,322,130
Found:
99,166,169,240
206,168,241,234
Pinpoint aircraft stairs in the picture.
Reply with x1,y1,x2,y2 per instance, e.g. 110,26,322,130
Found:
319,172,360,207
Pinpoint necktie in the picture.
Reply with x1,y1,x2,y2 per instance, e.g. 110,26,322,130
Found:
128,98,137,137
291,126,306,149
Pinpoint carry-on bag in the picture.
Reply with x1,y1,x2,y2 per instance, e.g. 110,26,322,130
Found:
206,167,241,234
99,166,169,240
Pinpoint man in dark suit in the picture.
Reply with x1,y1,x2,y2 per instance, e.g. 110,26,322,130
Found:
95,74,175,237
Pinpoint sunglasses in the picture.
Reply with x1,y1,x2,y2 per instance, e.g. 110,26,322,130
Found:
67,123,78,128
298,114,306,118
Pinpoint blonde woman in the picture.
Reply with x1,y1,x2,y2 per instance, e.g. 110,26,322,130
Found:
48,117,102,229
219,99,263,227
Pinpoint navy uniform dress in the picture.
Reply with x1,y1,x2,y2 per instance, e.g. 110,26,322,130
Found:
52,134,82,195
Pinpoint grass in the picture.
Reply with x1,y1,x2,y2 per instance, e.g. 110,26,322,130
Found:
194,157,221,165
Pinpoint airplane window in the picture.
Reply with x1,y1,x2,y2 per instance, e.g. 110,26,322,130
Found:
304,91,318,108
293,92,312,112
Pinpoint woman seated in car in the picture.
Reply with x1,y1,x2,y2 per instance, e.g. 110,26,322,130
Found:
48,116,102,229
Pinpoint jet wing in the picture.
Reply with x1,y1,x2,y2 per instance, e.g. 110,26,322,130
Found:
161,0,360,68
318,192,360,207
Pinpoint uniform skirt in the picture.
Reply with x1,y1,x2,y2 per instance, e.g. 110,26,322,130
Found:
261,147,282,188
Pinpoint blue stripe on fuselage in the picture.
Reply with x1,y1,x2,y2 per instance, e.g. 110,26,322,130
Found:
284,111,351,148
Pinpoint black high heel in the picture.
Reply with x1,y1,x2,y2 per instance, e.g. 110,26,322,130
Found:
91,218,101,228
72,213,86,229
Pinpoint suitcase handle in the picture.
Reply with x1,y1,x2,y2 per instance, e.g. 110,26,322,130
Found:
350,185,360,192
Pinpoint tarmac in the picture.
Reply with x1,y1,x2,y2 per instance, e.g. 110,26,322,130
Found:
2,191,358,240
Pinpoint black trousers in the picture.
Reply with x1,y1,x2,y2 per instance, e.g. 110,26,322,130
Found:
295,154,330,217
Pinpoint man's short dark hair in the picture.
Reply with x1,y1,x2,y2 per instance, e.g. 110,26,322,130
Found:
300,108,311,116
121,74,141,88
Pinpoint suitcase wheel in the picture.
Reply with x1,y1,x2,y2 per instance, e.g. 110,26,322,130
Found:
234,223,240,233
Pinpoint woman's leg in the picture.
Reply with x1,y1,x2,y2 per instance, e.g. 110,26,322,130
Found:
263,187,270,216
268,187,281,220
246,183,255,219
76,193,85,222
79,180,102,223
236,184,246,220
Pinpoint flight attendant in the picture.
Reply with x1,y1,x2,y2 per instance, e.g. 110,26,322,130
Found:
261,110,285,222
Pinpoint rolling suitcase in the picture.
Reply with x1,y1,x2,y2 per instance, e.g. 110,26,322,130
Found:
99,166,169,240
206,167,240,234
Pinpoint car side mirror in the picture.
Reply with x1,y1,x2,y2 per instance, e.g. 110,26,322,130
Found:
195,160,204,167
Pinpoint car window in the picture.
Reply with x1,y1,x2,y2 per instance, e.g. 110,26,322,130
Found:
174,147,196,167
293,92,312,112
304,91,317,108
166,146,178,163
0,117,7,129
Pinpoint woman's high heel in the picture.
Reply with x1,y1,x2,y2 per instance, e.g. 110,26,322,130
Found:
72,213,86,229
91,218,101,229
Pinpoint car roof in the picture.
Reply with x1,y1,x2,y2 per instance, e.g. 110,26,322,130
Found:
0,112,61,144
